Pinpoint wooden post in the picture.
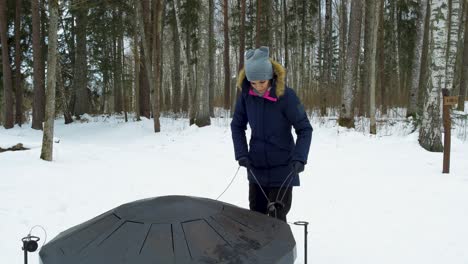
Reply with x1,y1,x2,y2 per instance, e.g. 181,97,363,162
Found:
442,89,458,174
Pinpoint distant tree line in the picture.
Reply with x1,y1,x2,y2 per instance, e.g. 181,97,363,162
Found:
0,0,467,152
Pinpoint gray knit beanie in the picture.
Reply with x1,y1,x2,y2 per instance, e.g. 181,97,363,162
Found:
244,46,273,81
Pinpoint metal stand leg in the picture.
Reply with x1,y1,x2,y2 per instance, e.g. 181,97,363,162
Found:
294,221,309,264
23,242,28,264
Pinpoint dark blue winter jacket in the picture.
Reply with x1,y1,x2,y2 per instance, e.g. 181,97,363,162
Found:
231,60,313,187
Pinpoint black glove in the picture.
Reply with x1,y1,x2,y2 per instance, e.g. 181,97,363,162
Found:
291,160,305,173
238,157,251,169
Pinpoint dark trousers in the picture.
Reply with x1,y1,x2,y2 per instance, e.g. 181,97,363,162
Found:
249,183,293,222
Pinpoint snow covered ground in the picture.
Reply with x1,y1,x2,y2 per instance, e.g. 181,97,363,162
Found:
1,114,467,264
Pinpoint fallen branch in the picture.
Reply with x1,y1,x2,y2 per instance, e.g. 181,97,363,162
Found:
0,143,29,153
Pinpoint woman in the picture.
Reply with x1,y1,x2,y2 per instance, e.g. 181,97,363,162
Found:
231,46,313,222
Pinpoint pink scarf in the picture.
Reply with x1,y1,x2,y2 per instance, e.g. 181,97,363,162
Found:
249,88,278,102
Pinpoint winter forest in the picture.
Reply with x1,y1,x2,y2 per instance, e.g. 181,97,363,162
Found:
1,1,468,263
0,0,467,158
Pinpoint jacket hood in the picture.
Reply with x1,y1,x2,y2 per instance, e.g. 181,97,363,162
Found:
237,59,286,97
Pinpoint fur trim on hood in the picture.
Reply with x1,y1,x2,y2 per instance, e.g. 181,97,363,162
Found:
237,59,286,97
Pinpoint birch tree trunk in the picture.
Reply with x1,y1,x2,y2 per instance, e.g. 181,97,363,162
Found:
445,0,460,91
457,2,467,111
339,0,362,128
40,0,58,161
419,0,448,152
408,0,429,118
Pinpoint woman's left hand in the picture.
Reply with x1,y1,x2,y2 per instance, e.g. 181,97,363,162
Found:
291,161,305,173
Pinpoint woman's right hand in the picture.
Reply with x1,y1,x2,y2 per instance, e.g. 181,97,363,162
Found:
238,157,251,169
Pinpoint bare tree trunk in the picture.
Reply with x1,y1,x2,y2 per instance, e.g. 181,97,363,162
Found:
168,0,182,114
256,0,261,47
73,3,88,116
139,0,151,119
139,46,151,118
458,2,468,111
121,32,127,122
299,0,307,97
114,8,123,113
185,24,195,124
152,0,163,132
195,0,212,127
377,1,385,114
321,0,332,116
133,22,141,121
14,0,23,126
282,0,288,70
419,0,448,152
32,0,45,129
57,57,73,124
0,0,14,129
369,0,382,135
317,0,323,82
41,0,58,161
239,0,246,72
209,0,217,116
339,0,348,88
408,0,429,118
223,0,231,110
339,0,362,128
392,0,401,103
136,0,155,123
361,0,374,117
452,0,465,96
